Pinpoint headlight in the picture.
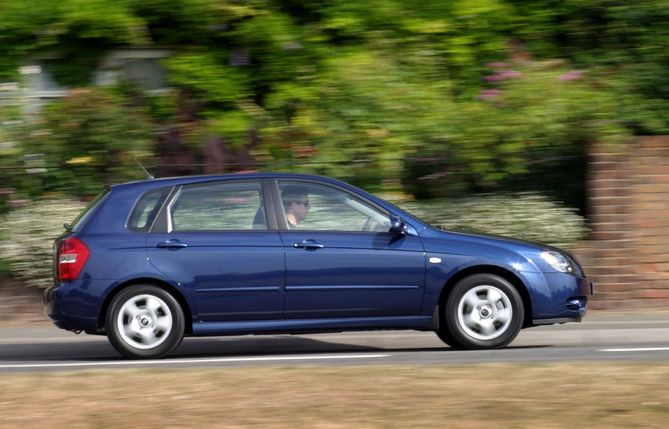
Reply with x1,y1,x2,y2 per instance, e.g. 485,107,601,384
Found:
540,251,573,273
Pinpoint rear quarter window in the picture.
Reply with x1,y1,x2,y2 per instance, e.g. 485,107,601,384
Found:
128,188,171,232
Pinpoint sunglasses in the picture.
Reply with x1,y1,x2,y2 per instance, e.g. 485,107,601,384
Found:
296,200,310,207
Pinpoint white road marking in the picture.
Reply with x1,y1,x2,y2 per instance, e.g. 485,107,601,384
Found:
599,347,669,352
0,353,389,369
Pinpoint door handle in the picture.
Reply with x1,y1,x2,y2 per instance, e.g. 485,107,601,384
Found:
293,239,324,250
157,240,188,249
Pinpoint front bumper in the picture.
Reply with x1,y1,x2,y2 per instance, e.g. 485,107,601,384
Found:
527,273,594,325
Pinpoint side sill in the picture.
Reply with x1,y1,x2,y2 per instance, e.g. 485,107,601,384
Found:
532,317,582,325
191,316,434,336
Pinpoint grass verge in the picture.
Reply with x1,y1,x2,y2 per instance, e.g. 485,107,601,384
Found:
1,363,668,428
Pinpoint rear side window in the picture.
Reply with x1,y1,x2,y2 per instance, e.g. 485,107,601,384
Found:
169,181,266,231
128,188,171,232
70,190,111,233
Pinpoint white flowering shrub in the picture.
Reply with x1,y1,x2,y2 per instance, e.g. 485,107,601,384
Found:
398,193,588,248
0,199,86,288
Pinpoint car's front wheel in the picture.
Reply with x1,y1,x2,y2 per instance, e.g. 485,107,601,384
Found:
441,274,524,349
106,285,185,359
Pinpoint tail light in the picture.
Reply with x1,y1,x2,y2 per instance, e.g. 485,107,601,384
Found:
57,237,90,282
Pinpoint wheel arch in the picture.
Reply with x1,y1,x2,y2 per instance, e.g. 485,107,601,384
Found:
437,265,533,329
97,278,193,335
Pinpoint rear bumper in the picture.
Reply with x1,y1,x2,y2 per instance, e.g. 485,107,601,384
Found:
43,284,99,334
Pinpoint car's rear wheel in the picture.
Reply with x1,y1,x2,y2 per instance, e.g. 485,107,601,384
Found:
440,274,523,349
106,285,184,359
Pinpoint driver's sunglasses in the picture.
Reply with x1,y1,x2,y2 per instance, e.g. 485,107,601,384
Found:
297,200,310,207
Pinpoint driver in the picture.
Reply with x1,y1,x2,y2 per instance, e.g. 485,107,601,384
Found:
281,186,310,228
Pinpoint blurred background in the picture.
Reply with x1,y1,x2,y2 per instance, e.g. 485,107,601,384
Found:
0,0,668,311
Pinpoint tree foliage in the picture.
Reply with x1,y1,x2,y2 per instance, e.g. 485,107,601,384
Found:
6,88,154,196
0,0,666,203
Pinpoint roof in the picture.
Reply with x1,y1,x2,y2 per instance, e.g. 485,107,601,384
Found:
110,172,352,191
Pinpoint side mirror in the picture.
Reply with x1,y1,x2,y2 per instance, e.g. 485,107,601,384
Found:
389,214,408,236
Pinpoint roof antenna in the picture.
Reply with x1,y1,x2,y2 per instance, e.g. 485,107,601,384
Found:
134,158,155,180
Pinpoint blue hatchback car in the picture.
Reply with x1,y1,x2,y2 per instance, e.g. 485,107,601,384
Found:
45,173,592,358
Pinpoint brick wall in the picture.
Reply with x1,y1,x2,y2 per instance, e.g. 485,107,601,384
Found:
576,137,669,309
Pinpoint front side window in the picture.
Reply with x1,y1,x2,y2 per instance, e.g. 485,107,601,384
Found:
169,181,266,231
278,181,390,232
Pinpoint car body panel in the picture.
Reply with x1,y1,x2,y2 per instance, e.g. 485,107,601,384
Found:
418,228,588,320
146,231,285,322
280,230,426,318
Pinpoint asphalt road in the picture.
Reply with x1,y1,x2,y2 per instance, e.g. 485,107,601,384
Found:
1,311,668,372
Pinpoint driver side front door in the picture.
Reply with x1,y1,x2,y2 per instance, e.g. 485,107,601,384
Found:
275,180,426,319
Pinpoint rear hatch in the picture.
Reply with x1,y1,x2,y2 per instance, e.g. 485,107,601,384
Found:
53,189,110,285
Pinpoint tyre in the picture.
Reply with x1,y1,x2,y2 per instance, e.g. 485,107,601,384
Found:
435,323,462,349
106,285,185,359
441,274,524,350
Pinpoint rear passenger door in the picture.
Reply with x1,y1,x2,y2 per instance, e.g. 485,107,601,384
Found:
146,180,285,322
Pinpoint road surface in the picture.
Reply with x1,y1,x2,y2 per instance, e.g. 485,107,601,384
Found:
1,311,668,372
